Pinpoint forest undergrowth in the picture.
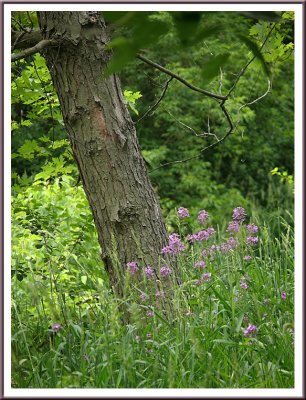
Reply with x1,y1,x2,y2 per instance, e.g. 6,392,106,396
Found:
11,178,294,388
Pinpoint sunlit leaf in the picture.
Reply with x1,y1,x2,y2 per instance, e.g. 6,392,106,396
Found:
123,90,142,115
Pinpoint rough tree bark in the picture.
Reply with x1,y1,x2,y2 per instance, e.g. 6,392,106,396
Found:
37,11,170,297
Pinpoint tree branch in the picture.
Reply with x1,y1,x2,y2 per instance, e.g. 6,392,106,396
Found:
11,38,58,62
11,31,27,52
11,29,43,50
145,24,277,173
137,53,228,101
135,54,237,173
149,100,234,173
235,79,271,128
136,77,173,124
164,109,219,141
226,24,276,98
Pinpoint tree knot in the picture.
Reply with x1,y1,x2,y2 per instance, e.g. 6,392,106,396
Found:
118,205,139,221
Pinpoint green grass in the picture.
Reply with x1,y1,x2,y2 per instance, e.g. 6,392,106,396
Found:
11,179,294,388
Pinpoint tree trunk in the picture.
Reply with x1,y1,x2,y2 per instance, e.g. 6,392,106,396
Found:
37,11,169,297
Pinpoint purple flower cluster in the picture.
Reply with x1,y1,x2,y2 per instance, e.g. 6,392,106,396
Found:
201,237,238,258
210,244,220,257
201,250,209,258
220,237,238,253
127,206,262,326
209,244,219,253
195,272,211,285
177,207,189,218
187,227,216,243
243,324,257,337
232,207,247,223
198,210,209,224
246,223,258,233
126,262,157,278
52,323,61,333
146,311,154,317
240,274,252,289
126,261,139,274
194,260,206,269
240,278,249,290
161,233,186,256
226,220,240,234
140,292,147,302
201,272,211,281
145,265,155,278
160,265,172,277
246,236,258,246
281,291,287,300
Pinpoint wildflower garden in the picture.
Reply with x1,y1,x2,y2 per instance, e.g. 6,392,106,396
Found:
11,10,294,389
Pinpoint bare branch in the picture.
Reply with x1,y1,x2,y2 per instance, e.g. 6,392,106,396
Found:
137,53,228,101
165,110,219,141
136,77,173,124
149,101,234,173
11,30,43,50
11,38,58,62
26,12,35,31
11,16,29,33
11,31,27,52
226,24,276,98
235,79,271,127
142,72,165,88
147,23,277,173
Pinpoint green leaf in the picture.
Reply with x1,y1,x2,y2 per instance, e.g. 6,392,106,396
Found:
235,313,245,333
171,12,202,45
239,11,281,22
17,140,43,160
213,339,237,345
201,53,230,84
249,22,265,38
105,16,169,75
210,286,232,314
132,18,169,48
123,90,142,115
281,11,294,21
81,275,87,285
238,34,271,77
271,167,279,175
194,24,221,44
106,40,138,75
50,139,69,150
